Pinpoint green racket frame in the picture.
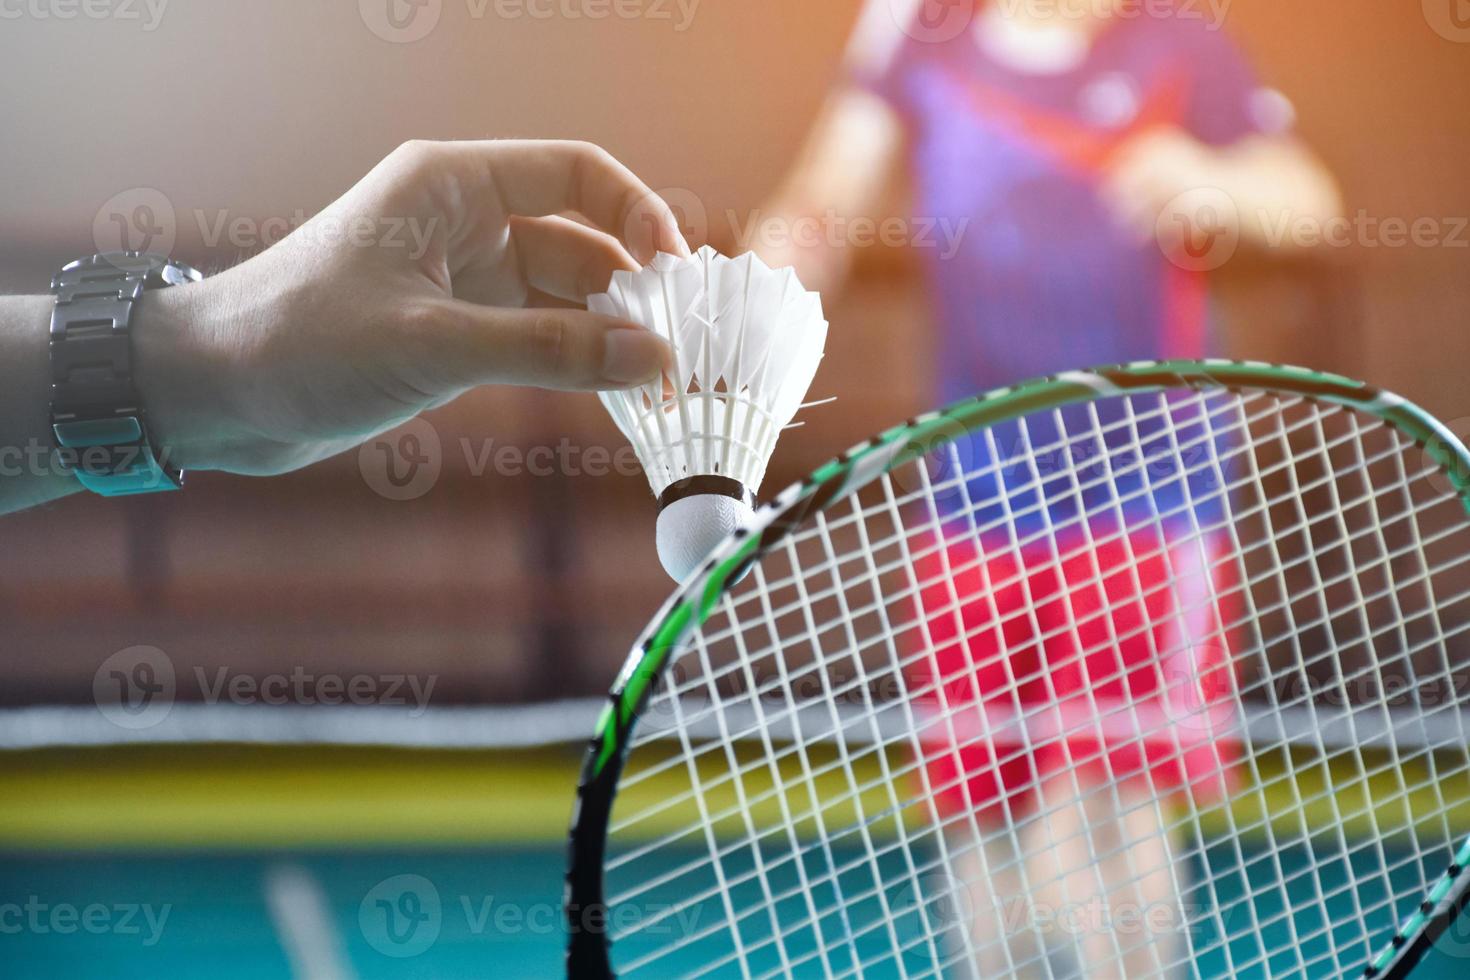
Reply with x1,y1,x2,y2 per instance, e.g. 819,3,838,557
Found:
564,359,1470,979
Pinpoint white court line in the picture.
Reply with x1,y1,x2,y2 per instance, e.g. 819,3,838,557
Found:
0,699,1464,753
263,864,357,980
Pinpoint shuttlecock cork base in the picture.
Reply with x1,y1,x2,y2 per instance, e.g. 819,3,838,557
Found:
591,247,828,582
655,476,756,583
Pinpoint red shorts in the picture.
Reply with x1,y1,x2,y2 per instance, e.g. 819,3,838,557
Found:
908,525,1241,822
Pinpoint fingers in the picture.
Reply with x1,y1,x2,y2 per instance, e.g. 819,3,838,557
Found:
437,140,691,263
510,215,639,302
1101,159,1170,243
415,301,670,392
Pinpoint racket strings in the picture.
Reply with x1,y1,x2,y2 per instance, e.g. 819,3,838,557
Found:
929,399,1334,980
602,537,1464,905
602,390,1470,979
613,493,1470,812
629,482,1464,770
666,400,1443,682
768,388,1374,590
611,417,1458,863
607,587,1470,911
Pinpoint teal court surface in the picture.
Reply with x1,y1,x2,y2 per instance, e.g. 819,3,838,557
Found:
4,844,1470,978
3,744,1469,978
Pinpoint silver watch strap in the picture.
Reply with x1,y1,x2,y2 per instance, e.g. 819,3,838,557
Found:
49,253,194,495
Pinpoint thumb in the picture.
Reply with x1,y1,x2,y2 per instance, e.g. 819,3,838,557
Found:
422,301,669,392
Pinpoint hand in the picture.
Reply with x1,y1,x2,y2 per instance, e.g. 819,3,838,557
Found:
134,139,690,476
1100,127,1223,245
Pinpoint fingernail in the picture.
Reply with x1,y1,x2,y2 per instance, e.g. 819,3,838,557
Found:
664,219,692,256
603,328,667,385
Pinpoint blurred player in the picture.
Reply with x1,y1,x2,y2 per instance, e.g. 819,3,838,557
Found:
751,0,1341,975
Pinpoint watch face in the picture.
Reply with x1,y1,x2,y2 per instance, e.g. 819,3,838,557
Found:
81,251,202,286
159,263,204,287
93,251,166,276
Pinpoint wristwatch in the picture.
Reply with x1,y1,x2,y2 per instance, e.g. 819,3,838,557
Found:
49,251,203,496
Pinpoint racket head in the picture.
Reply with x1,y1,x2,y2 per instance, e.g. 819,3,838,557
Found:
566,359,1470,979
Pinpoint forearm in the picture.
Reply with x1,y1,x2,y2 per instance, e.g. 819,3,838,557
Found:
747,89,901,294
0,294,80,514
1209,137,1344,250
0,140,683,519
0,283,231,515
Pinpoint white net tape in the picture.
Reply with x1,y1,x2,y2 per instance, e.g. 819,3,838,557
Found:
600,389,1470,979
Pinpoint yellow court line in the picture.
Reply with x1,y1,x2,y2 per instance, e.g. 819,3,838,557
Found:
0,745,584,850
3,744,1466,851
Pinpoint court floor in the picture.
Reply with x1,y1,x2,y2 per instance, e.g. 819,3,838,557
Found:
3,744,1468,978
3,843,1468,979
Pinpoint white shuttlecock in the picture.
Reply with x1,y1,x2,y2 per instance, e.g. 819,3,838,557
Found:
591,247,828,582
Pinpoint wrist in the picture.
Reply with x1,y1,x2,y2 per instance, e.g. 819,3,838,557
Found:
0,295,78,511
131,275,248,472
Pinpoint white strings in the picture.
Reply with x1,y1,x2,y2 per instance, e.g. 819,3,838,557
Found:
600,390,1470,979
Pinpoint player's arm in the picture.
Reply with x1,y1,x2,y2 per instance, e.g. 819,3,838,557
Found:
1199,134,1343,249
1103,22,1342,258
746,88,904,296
745,0,921,295
0,295,80,512
0,140,683,517
1103,127,1343,253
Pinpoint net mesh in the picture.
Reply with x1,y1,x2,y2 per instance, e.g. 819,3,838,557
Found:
600,388,1470,979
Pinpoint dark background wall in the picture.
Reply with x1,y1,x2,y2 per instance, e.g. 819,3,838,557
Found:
1,0,1466,704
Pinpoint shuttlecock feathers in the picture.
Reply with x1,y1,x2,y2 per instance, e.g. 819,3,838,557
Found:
591,247,828,581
